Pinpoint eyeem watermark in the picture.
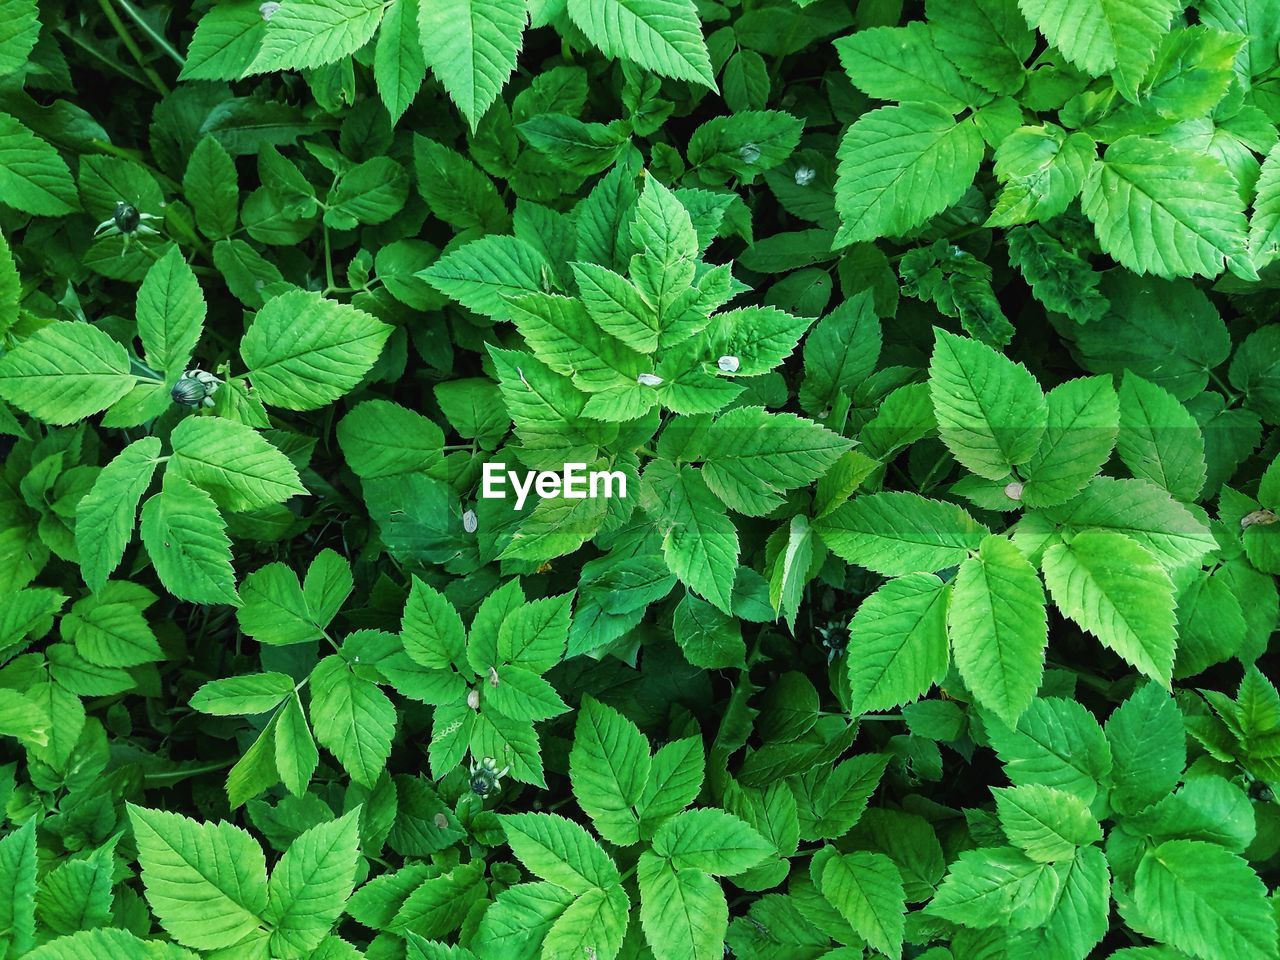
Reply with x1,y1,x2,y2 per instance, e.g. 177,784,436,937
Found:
480,462,627,510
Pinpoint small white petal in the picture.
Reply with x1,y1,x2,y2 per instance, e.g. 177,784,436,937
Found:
462,509,478,533
259,1,280,19
739,142,761,164
1004,481,1024,502
637,373,663,386
717,355,740,373
794,166,815,186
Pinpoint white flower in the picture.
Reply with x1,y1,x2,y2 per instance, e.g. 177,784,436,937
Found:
259,1,281,20
637,373,663,387
717,355,740,373
794,166,816,186
462,509,478,533
739,142,761,165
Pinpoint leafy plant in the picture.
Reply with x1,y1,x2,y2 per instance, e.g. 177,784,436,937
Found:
1,0,1279,958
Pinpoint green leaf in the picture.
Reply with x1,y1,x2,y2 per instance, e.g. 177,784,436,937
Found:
238,562,321,646
1117,373,1207,502
819,850,906,958
834,104,984,245
0,820,36,957
170,417,305,511
1042,529,1177,686
673,593,746,669
949,535,1047,725
183,137,239,240
499,812,620,892
0,0,39,78
835,22,983,111
798,291,881,415
241,290,392,410
496,593,572,673
275,694,319,796
1006,223,1110,323
337,399,445,479
34,841,114,937
0,229,17,338
1017,0,1180,99
325,158,409,228
412,136,509,233
637,737,705,836
637,851,726,960
686,110,804,181
76,437,162,592
1020,376,1120,508
470,708,546,787
540,884,629,960
1105,682,1185,815
486,665,568,722
139,475,240,607
24,929,192,960
128,804,269,951
928,0,1034,94
1250,143,1280,270
1139,25,1242,120
1128,839,1277,960
375,0,426,123
986,697,1113,805
1039,476,1217,570
421,235,549,321
651,808,771,875
62,584,163,667
0,321,134,424
696,407,851,516
570,696,650,846
571,261,660,354
180,0,265,80
0,113,78,215
191,672,296,715
247,0,386,74
401,576,466,670
930,328,1048,482
265,810,361,956
567,0,715,88
926,846,1060,930
814,491,988,576
309,655,396,786
519,115,630,176
1081,136,1253,280
987,125,1096,227
418,0,526,130
993,784,1101,861
846,573,951,715
639,460,739,613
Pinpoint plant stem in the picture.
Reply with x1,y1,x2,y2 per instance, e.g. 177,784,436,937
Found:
95,0,171,96
113,0,186,68
323,225,337,293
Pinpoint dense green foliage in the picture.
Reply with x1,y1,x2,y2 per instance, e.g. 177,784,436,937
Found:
2,0,1280,957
